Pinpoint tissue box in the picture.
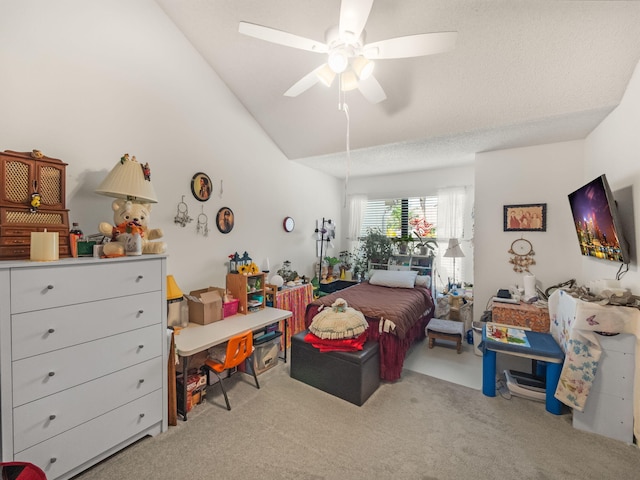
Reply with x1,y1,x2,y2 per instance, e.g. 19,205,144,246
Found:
187,287,224,325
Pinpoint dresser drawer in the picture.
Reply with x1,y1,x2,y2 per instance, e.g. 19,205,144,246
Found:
13,324,162,407
13,357,162,453
15,390,162,480
12,291,162,360
10,259,162,313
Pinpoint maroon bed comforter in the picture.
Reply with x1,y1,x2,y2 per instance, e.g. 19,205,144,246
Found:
305,282,434,381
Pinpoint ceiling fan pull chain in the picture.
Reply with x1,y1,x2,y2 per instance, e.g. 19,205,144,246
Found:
343,102,351,208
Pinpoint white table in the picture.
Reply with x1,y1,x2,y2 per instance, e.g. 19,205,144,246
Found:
173,307,292,420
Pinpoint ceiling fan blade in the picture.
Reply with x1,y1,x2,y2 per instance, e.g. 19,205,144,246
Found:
339,0,374,40
284,66,325,97
239,21,328,53
357,75,386,104
364,31,458,59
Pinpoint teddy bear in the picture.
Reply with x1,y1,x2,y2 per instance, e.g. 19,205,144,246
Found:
99,199,166,256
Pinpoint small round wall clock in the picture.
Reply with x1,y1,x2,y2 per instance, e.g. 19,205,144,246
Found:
283,216,295,232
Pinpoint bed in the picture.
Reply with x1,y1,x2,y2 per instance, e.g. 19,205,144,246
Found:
304,272,434,381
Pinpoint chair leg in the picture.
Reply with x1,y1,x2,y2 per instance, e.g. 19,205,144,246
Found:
248,354,260,390
203,364,231,410
216,372,231,411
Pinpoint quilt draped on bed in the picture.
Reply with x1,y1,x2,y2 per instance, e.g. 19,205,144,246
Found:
305,283,434,381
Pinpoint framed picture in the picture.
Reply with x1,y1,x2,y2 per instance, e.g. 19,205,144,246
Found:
216,207,234,234
503,203,547,232
191,172,212,202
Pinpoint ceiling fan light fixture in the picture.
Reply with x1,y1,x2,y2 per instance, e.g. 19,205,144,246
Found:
328,49,349,73
316,64,336,87
340,69,359,91
352,55,374,80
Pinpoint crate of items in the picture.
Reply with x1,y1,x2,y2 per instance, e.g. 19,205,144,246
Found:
223,298,239,318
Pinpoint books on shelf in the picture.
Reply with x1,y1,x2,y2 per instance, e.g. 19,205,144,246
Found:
485,323,530,347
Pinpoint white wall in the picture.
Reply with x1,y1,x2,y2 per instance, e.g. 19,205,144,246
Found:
474,141,584,318
0,0,343,292
583,60,640,292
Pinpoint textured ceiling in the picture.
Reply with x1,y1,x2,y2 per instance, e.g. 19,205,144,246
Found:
156,0,640,178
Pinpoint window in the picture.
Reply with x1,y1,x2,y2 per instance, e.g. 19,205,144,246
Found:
359,196,437,239
358,192,469,291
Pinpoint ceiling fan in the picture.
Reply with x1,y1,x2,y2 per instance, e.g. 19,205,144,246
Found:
238,0,457,104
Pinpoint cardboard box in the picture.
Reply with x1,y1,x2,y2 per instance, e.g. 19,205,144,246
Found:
187,287,224,325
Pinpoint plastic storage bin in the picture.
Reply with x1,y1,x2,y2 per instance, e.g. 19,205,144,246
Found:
249,332,282,375
472,321,484,356
223,299,239,318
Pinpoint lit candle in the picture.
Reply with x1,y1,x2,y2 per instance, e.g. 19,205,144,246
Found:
30,229,59,261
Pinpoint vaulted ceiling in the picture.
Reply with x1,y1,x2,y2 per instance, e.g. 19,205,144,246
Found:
156,0,640,178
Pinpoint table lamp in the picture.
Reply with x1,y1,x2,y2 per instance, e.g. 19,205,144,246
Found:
443,238,464,288
95,153,158,203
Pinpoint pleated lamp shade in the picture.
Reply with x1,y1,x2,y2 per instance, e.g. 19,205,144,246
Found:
96,155,158,203
443,238,465,258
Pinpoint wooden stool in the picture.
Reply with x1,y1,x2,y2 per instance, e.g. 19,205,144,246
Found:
426,318,464,353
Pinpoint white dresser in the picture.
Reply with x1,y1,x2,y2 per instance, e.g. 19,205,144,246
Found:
0,256,167,480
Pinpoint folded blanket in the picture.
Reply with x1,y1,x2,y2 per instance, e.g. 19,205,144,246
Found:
304,331,368,352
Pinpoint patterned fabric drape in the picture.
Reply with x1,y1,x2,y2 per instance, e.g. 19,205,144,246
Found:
276,284,314,350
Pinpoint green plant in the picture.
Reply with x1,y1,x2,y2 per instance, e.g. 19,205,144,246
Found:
323,256,340,266
413,232,438,256
359,228,393,264
338,250,354,270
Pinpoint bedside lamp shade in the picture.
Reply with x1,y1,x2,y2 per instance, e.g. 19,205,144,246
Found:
96,154,158,203
443,238,465,258
443,238,464,288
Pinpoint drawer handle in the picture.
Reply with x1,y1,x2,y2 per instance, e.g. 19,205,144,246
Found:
48,371,55,377
48,328,55,334
50,458,57,464
138,344,145,349
137,309,144,316
49,414,56,421
139,379,145,384
136,275,144,282
47,285,54,290
139,413,145,418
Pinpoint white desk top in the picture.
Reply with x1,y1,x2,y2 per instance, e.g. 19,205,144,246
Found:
173,307,292,357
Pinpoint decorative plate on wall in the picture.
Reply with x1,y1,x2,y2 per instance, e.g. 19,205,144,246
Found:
191,172,212,202
216,207,234,234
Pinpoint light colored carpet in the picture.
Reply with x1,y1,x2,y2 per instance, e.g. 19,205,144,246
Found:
73,360,640,480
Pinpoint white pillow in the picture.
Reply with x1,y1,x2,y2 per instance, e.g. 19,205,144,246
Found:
415,275,431,288
369,270,418,289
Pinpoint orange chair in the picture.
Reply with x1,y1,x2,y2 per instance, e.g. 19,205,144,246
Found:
202,330,259,410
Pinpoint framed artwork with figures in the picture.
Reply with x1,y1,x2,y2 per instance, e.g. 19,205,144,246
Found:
504,203,546,232
191,172,212,202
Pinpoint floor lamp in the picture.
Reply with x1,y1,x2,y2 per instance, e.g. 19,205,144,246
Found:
443,238,465,290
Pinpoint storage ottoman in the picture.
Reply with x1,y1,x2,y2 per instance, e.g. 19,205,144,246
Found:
290,330,380,406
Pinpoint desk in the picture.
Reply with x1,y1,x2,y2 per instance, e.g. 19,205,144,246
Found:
173,307,292,420
482,325,564,415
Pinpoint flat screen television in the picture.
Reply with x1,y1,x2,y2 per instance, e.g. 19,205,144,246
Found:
568,174,630,264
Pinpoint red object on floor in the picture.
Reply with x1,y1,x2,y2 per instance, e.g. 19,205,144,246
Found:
0,462,47,480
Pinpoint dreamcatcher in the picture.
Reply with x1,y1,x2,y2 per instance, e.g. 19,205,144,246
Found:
508,238,535,273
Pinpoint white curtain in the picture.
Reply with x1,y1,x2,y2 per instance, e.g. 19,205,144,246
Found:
435,187,467,289
347,194,367,251
437,187,466,239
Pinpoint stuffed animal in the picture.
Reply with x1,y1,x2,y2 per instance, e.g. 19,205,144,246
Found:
99,199,166,256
